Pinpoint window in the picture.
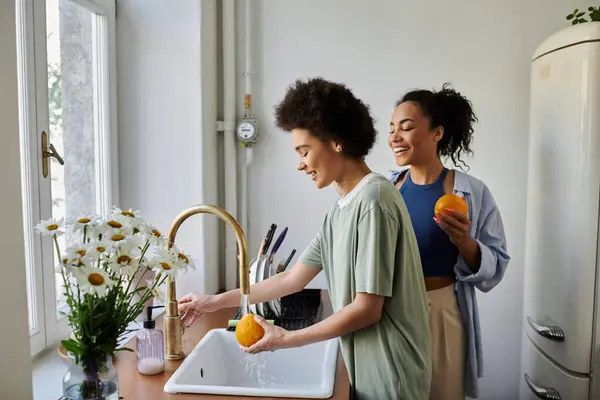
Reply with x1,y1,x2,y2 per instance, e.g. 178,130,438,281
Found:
16,0,118,357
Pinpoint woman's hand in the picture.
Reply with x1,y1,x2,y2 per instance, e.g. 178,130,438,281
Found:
177,292,219,326
435,208,481,271
434,208,472,248
240,315,294,354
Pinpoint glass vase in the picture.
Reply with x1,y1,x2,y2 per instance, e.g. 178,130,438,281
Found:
62,354,119,400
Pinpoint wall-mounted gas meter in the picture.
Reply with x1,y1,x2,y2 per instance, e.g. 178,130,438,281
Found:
236,118,259,145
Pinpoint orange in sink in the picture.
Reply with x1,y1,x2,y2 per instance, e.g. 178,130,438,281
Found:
235,313,265,347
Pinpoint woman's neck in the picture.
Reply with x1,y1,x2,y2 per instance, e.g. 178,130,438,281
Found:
335,159,372,196
409,159,445,185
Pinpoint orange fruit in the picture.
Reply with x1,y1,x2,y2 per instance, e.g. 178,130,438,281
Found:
434,193,468,217
235,313,264,347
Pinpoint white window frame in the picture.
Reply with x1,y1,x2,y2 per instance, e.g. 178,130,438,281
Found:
15,0,119,358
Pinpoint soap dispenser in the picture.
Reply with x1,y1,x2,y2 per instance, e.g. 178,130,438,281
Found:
136,305,165,375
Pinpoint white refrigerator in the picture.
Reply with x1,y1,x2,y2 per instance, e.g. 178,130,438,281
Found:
520,22,600,399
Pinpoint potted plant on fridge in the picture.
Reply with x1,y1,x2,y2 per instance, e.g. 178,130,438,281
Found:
567,6,600,24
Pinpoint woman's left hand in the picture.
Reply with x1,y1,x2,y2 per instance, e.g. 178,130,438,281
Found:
239,315,293,354
434,208,472,249
435,208,482,271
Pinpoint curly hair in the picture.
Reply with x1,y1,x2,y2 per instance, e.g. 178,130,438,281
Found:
398,83,477,170
274,77,377,158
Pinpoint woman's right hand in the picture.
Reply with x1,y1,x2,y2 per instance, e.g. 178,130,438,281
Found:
178,292,219,326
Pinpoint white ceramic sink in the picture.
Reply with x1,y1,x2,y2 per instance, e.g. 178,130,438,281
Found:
164,328,339,398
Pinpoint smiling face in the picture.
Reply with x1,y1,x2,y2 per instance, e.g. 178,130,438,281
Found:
292,128,344,189
388,101,443,166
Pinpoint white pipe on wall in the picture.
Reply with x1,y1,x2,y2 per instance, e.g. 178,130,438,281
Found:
240,0,254,236
241,147,253,234
244,0,252,104
200,0,220,295
222,0,238,291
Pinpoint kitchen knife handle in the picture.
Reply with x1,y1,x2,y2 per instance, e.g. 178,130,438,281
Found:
269,227,288,259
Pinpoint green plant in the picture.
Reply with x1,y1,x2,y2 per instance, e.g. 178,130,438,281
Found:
567,6,600,24
35,208,194,398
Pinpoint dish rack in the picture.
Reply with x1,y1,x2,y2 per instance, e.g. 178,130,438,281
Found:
247,255,289,318
230,289,322,331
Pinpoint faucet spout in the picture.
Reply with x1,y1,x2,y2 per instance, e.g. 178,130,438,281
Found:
163,204,249,360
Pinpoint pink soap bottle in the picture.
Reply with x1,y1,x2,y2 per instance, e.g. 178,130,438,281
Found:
136,305,165,375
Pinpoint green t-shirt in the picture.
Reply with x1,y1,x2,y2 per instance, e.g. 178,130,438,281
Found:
299,173,432,400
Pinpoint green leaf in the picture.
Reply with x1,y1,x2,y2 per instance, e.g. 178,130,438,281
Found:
129,286,148,296
61,338,81,355
589,6,594,11
577,12,585,17
567,14,574,20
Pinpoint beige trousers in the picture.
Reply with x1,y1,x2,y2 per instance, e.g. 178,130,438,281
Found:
427,284,466,400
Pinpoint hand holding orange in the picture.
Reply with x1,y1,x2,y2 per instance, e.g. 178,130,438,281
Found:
434,193,468,217
235,313,265,347
434,193,472,248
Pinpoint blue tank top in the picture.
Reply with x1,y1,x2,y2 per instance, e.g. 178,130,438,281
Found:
399,168,459,277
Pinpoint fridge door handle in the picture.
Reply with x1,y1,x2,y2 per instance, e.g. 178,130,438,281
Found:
524,373,561,399
527,316,565,342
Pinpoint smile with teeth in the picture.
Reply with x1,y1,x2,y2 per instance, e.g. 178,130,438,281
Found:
393,147,409,156
309,171,317,180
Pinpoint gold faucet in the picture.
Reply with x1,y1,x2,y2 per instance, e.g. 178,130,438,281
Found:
163,204,250,360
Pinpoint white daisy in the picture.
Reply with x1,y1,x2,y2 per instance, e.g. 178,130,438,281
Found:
109,207,144,232
128,232,147,248
35,218,64,237
56,261,79,278
72,215,100,234
76,266,115,297
149,281,167,304
104,225,134,244
105,218,126,230
170,245,195,273
140,224,167,247
107,240,141,276
148,248,184,277
84,223,104,242
86,240,113,260
64,244,91,266
111,206,141,219
58,253,72,267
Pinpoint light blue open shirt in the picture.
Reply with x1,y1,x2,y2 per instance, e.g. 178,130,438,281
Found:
389,168,510,399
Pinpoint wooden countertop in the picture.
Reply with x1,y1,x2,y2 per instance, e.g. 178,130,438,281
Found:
114,307,349,399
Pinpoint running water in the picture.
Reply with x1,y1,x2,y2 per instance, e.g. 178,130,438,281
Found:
242,353,276,388
240,294,250,316
238,294,278,388
238,294,282,387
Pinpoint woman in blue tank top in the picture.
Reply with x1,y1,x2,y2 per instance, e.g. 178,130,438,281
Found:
387,84,510,400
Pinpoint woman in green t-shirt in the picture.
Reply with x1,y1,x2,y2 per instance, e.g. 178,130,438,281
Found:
179,77,432,400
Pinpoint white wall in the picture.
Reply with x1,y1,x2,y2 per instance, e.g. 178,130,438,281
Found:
115,0,590,397
233,0,590,398
116,0,220,296
0,0,34,398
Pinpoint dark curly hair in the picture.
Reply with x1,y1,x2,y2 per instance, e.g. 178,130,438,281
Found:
274,77,377,158
398,83,477,170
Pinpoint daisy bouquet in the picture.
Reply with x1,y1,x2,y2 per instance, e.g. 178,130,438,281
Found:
35,207,193,380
